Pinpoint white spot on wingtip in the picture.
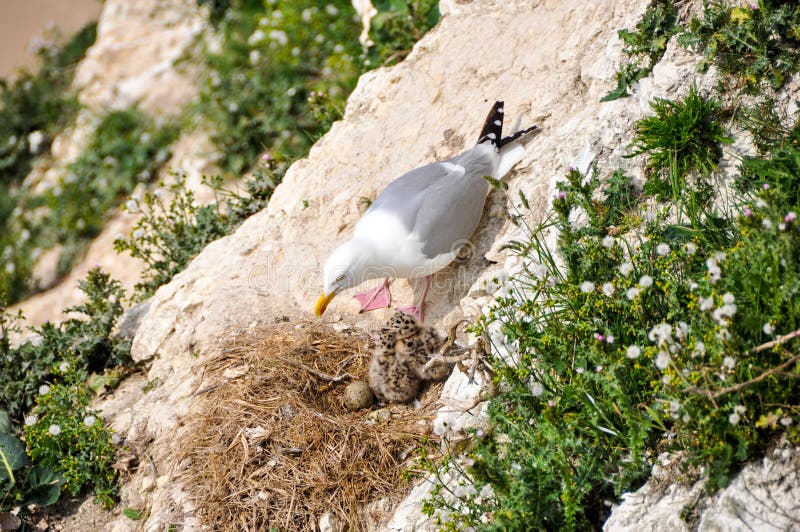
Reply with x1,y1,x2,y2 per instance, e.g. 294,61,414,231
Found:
498,107,504,113
494,120,501,125
487,133,496,139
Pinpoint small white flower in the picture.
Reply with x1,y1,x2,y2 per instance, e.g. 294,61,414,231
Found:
249,50,261,64
601,282,614,296
638,275,653,288
699,297,714,312
606,335,615,344
626,287,640,300
723,356,737,369
656,243,670,256
714,252,727,262
301,8,313,21
28,130,45,154
112,433,121,445
779,223,787,231
532,263,548,280
325,3,338,15
763,322,775,335
576,367,584,374
24,415,37,427
39,384,50,395
762,218,773,229
728,412,740,425
580,281,595,294
315,33,325,44
655,350,671,370
132,229,144,240
722,293,735,304
685,242,697,255
688,280,698,291
227,102,239,113
694,341,706,356
83,415,96,427
602,235,615,248
596,365,603,372
780,417,793,427
530,381,544,397
676,321,689,341
620,262,634,277
58,361,69,372
734,405,746,415
669,401,680,414
626,345,641,359
333,43,344,53
4,262,14,274
125,199,138,211
269,29,288,45
247,29,266,46
682,413,691,423
48,424,62,436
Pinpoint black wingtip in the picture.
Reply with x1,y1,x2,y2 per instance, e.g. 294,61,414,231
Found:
498,124,539,147
476,101,504,146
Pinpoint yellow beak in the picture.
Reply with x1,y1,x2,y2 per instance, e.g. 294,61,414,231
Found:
314,290,338,316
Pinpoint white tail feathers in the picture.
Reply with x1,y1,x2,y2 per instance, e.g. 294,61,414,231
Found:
494,142,526,179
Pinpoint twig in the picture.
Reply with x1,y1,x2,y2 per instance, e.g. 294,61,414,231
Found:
685,352,800,400
420,320,469,373
750,330,800,354
276,357,353,383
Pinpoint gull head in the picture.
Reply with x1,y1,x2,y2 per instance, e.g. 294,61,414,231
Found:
315,240,374,316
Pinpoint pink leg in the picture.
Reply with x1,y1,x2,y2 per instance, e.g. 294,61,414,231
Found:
398,275,432,322
354,277,392,312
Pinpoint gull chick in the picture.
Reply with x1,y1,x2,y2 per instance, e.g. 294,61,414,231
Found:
315,101,537,321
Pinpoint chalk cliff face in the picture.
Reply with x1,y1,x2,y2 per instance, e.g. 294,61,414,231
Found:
16,0,800,529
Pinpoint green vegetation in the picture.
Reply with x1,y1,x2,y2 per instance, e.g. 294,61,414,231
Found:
420,2,800,528
1,269,130,520
602,0,678,101
683,1,800,94
114,168,276,299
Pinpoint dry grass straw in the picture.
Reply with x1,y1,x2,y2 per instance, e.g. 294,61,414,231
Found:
177,321,442,531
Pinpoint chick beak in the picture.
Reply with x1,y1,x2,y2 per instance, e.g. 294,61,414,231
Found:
314,290,338,316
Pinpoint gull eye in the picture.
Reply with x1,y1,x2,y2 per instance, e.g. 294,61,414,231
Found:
334,274,346,283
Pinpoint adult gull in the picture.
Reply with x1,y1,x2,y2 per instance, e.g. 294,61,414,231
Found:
315,100,537,321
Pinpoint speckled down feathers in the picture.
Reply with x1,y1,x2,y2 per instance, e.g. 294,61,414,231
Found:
368,311,452,403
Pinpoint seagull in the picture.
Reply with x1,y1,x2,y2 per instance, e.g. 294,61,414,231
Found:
315,101,537,321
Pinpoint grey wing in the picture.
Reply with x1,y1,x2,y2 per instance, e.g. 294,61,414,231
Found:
363,159,489,259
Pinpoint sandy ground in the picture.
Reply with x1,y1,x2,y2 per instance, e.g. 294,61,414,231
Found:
0,0,102,79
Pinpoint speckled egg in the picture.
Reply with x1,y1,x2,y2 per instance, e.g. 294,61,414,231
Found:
343,380,375,410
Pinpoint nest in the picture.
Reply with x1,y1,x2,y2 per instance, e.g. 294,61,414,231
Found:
177,321,443,531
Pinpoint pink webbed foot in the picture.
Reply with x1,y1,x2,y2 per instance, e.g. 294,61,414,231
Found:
397,305,424,323
354,279,392,312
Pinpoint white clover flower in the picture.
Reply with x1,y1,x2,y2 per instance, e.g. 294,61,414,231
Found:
722,293,735,304
712,304,737,323
325,3,338,15
530,381,544,397
58,361,69,372
333,43,344,53
626,345,641,359
249,50,261,64
291,46,300,56
729,412,740,425
734,405,746,415
619,262,634,276
606,335,615,344
272,9,282,19
669,401,680,414
132,229,144,240
227,102,238,113
580,281,595,294
780,417,793,427
48,424,62,436
269,29,288,45
655,350,671,370
114,233,125,242
755,198,767,208
601,282,614,296
639,275,653,288
682,413,691,423
779,222,787,231
125,199,138,211
576,367,584,374
714,252,727,262
717,328,732,341
301,8,313,21
699,297,714,312
315,34,325,44
24,415,37,427
39,384,50,395
723,356,737,369
83,415,96,427
4,263,14,275
656,243,670,256
596,365,603,372
626,287,640,300
676,321,689,341
762,218,773,229
602,235,615,248
685,242,697,255
763,322,775,335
